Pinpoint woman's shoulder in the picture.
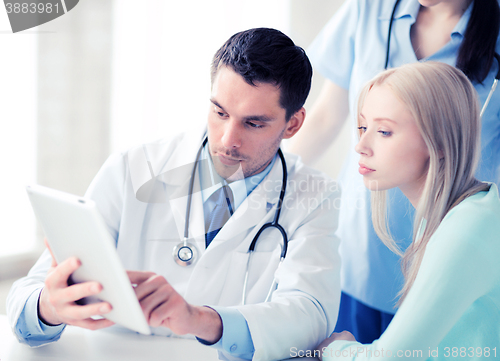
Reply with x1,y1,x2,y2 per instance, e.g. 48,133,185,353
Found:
435,184,500,247
422,185,500,289
447,184,500,219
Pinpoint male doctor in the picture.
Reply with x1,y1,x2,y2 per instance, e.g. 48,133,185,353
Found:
7,28,341,361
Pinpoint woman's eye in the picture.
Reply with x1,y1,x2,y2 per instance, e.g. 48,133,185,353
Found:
357,126,367,133
378,130,392,137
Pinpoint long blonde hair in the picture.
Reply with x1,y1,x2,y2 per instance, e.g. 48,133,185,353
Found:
357,62,489,304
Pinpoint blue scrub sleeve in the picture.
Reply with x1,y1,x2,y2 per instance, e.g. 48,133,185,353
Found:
14,288,66,347
196,306,255,360
307,0,360,89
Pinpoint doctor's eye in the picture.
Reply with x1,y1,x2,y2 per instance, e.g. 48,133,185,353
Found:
216,111,228,118
247,122,264,129
213,106,228,118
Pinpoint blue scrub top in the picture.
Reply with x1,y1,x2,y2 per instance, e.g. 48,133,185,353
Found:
308,0,500,313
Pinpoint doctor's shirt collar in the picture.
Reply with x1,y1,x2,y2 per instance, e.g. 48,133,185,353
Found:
199,143,276,211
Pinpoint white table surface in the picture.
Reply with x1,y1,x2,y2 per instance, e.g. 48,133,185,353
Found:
0,315,318,361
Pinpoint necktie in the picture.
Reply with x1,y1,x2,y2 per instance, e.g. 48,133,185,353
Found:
205,185,234,247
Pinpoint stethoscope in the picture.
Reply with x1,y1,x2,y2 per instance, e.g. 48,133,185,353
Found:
385,0,500,117
172,136,288,304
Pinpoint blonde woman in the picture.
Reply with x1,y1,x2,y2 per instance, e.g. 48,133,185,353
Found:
319,61,500,360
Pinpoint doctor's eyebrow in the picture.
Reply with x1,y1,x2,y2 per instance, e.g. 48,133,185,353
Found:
210,99,226,111
210,99,276,123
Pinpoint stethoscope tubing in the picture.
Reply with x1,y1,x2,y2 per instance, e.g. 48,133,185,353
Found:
183,137,208,242
242,149,288,305
480,53,500,117
247,149,288,258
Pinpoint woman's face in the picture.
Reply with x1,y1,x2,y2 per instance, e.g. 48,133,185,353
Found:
355,84,430,206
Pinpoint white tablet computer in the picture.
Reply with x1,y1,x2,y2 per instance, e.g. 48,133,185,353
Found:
26,184,151,335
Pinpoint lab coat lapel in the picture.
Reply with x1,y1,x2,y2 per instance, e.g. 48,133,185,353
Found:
166,190,205,252
157,133,207,251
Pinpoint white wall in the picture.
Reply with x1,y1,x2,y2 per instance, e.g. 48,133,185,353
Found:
110,0,291,152
0,9,37,258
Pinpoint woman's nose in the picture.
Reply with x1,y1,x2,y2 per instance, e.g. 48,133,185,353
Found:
355,133,372,156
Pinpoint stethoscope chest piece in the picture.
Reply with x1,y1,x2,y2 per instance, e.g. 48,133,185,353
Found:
173,238,198,266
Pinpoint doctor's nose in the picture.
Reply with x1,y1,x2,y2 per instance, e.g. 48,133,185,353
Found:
355,134,373,156
221,121,242,149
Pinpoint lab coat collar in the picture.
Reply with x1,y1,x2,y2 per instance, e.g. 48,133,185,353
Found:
156,128,207,187
126,128,206,204
126,129,207,252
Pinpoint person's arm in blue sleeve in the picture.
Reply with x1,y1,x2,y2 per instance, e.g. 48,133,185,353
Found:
196,307,255,360
288,0,358,163
14,288,66,347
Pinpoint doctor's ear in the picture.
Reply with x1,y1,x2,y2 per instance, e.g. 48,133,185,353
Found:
282,107,305,139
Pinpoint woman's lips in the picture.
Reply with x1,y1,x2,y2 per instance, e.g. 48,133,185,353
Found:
358,163,375,175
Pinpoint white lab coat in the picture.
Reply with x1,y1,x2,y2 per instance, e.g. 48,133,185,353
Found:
8,130,341,361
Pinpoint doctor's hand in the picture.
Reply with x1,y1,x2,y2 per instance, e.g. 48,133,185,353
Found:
128,270,223,343
38,239,114,329
316,331,357,360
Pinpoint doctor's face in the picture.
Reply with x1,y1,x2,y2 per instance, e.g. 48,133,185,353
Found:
355,84,430,206
207,66,304,180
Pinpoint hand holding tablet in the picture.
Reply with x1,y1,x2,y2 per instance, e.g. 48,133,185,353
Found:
38,243,115,330
26,184,151,335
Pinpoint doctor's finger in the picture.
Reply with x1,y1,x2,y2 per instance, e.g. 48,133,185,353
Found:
69,317,115,331
60,281,104,304
149,290,191,330
127,270,156,285
59,301,113,322
139,287,173,325
133,274,171,301
45,257,81,290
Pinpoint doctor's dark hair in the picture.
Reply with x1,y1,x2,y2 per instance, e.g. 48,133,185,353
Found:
457,0,500,83
211,28,312,121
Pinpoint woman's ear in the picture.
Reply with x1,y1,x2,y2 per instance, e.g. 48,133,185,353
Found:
282,107,306,139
